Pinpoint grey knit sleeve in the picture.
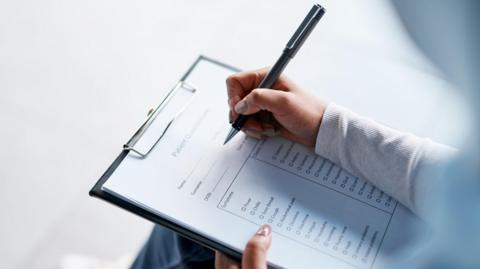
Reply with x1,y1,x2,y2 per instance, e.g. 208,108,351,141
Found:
315,103,456,216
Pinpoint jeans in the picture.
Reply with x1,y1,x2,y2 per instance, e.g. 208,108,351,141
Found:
131,225,215,269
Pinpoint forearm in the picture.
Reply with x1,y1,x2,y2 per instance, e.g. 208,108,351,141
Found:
315,103,456,216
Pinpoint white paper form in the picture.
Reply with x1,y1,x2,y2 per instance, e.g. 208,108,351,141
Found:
103,59,420,269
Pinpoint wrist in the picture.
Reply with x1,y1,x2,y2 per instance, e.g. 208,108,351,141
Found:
310,101,328,146
314,103,342,156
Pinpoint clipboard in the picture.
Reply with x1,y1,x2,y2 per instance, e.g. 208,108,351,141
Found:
89,55,243,260
89,55,416,269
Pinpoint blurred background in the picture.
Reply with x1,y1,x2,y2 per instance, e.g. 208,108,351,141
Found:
0,0,469,268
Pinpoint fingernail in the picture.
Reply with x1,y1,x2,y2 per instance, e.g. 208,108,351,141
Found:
245,130,262,140
229,111,233,123
263,122,274,128
262,128,279,137
256,224,271,237
234,99,248,114
247,124,263,132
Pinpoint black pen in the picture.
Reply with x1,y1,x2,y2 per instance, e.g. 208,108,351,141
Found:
224,4,325,145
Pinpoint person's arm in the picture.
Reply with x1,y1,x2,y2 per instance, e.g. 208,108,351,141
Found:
315,103,456,216
221,68,456,267
227,68,457,216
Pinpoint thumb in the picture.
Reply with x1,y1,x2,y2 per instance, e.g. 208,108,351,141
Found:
242,224,272,269
234,88,290,115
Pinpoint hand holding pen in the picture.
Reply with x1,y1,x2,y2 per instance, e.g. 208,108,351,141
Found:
226,68,326,147
224,4,325,145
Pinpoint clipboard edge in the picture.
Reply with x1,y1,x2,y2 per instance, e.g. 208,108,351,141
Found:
88,152,241,261
89,55,244,262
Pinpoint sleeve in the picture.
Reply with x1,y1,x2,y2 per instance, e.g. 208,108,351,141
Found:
314,103,456,217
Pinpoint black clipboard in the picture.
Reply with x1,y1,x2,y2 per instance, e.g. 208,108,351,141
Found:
89,55,244,260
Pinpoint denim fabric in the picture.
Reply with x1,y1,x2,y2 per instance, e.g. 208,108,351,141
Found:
131,225,215,269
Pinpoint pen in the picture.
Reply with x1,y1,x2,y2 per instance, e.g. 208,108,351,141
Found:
224,4,325,145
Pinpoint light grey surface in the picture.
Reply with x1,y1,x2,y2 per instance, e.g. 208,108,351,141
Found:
0,0,469,269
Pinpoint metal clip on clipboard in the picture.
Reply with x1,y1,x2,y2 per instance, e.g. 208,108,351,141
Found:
123,81,197,159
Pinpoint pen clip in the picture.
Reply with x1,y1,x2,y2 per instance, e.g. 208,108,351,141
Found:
285,4,325,56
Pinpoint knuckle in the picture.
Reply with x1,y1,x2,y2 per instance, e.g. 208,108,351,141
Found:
226,74,241,87
279,74,289,82
277,92,291,105
225,75,235,87
245,239,266,255
253,70,263,81
225,75,234,83
249,89,263,102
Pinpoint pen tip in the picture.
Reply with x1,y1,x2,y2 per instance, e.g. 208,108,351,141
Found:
223,128,238,145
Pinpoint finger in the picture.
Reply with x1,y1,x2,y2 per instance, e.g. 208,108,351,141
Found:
215,251,241,269
243,119,267,139
226,69,268,121
226,68,292,103
244,130,266,140
226,68,270,103
234,88,292,116
243,118,272,138
242,224,272,269
243,119,280,138
243,119,264,132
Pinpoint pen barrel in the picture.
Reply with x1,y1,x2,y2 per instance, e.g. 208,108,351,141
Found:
229,4,325,135
249,52,292,127
232,114,248,131
257,52,292,89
